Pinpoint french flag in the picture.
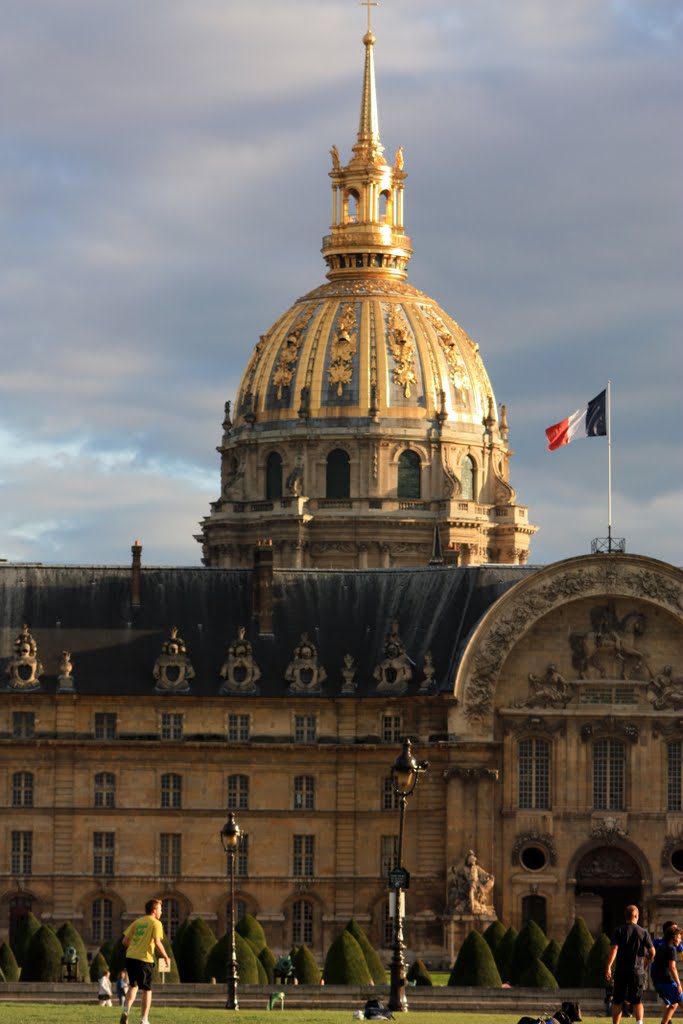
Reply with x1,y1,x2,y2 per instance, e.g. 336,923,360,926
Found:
545,389,607,451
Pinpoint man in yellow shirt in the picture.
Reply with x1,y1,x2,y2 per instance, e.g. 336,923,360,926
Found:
120,898,170,1024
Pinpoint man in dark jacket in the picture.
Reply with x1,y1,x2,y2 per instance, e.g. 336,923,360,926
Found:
606,905,655,1024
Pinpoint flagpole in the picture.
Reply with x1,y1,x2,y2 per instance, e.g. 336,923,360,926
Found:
607,379,612,553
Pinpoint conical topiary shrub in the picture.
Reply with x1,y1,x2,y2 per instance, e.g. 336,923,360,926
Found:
154,928,180,983
293,943,321,984
323,930,372,985
345,918,386,984
10,911,41,967
449,930,502,987
56,921,88,982
172,917,190,965
106,935,128,977
90,950,109,982
21,925,64,982
205,931,260,984
259,945,276,983
98,938,116,966
176,917,216,983
494,926,518,983
510,919,548,984
0,941,20,982
235,913,267,955
518,956,559,989
482,920,507,957
407,958,433,986
555,917,594,988
583,933,612,987
541,938,561,977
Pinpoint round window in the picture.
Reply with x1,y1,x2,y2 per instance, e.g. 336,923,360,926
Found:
520,845,547,871
671,849,683,873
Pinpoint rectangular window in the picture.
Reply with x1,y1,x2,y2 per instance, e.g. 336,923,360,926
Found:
382,715,402,742
227,775,249,810
518,738,550,810
668,742,682,812
160,833,182,876
228,714,250,742
293,776,315,810
293,834,315,877
236,834,249,879
161,713,183,741
93,832,115,876
161,774,182,809
294,715,317,743
593,739,625,810
380,835,399,878
91,897,113,943
382,777,400,810
12,712,35,739
292,900,313,946
12,772,34,807
94,772,116,809
94,713,117,740
11,831,32,875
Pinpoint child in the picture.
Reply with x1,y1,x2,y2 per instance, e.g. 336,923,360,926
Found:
116,969,129,1006
98,968,113,1007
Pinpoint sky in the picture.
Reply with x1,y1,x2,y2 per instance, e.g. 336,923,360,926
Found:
0,0,681,567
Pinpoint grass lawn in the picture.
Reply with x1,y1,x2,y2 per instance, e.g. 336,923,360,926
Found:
0,1009,610,1024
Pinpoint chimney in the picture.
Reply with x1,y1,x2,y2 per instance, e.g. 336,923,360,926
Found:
131,540,142,609
253,540,274,636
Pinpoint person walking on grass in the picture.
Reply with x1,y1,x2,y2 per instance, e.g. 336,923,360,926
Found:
606,904,655,1024
652,924,683,1024
120,898,170,1024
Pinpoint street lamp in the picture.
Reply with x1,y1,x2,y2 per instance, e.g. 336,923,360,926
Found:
220,812,241,1010
388,738,429,1013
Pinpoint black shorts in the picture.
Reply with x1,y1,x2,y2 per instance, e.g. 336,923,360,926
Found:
125,958,154,992
614,970,645,1005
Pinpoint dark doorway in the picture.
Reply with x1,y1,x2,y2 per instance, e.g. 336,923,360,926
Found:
575,846,642,936
9,895,33,948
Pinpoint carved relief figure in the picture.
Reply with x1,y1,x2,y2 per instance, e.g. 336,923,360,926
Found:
447,851,495,915
418,651,436,694
153,626,195,694
285,633,326,695
222,452,246,499
570,602,650,680
341,653,357,695
520,664,573,708
220,626,261,695
648,666,683,710
373,621,412,695
5,624,43,691
285,459,305,497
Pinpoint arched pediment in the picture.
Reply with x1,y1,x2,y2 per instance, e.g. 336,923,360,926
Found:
453,553,683,735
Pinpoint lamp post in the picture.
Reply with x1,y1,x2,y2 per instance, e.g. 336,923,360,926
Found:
220,812,241,1010
388,738,429,1013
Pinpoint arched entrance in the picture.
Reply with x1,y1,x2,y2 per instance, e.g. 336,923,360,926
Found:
575,846,643,936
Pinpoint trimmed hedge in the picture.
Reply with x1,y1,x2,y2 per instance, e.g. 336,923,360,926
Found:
259,945,276,983
407,958,433,986
21,925,64,982
235,914,267,954
56,921,88,982
555,917,594,987
482,920,507,956
90,951,109,982
449,930,502,987
518,956,559,988
541,938,561,976
293,943,321,984
494,925,518,983
176,917,216,983
205,931,260,985
0,941,20,982
345,918,386,984
106,935,127,977
154,927,180,983
323,930,372,985
10,911,41,967
510,919,548,984
584,933,612,987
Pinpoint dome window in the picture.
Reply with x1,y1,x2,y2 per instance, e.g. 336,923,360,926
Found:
266,452,283,499
326,449,350,499
397,450,421,499
461,455,475,501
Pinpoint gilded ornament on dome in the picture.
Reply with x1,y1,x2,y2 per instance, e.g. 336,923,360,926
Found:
421,305,472,394
328,303,358,396
271,308,315,400
385,304,417,397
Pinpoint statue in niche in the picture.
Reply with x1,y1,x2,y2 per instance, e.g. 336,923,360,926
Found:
153,626,195,694
569,601,650,680
648,666,683,710
57,650,75,693
6,624,43,691
222,451,246,498
418,651,436,694
447,850,495,915
340,654,357,695
285,633,326,695
373,621,412,695
520,664,573,708
220,626,261,695
285,459,304,497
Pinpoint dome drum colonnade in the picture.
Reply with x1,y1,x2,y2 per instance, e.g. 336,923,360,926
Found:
197,24,536,570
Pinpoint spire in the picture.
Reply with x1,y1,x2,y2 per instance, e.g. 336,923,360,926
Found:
356,27,382,158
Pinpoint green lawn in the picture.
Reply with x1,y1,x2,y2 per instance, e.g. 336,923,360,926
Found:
0,1010,609,1024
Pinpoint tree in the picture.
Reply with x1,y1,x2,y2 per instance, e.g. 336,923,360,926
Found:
323,931,372,985
259,945,276,983
0,941,20,982
482,920,507,957
205,930,259,984
555,917,594,988
584,933,612,987
510,919,548,984
21,925,64,982
407,958,433,986
293,943,321,984
56,921,88,982
176,917,216,983
494,926,518,983
10,911,41,967
518,956,559,989
345,918,386,984
235,913,267,955
449,930,502,987
89,951,109,982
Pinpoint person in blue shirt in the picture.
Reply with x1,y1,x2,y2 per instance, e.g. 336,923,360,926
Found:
651,924,683,1024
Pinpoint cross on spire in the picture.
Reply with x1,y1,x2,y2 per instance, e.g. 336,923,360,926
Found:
360,0,379,33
